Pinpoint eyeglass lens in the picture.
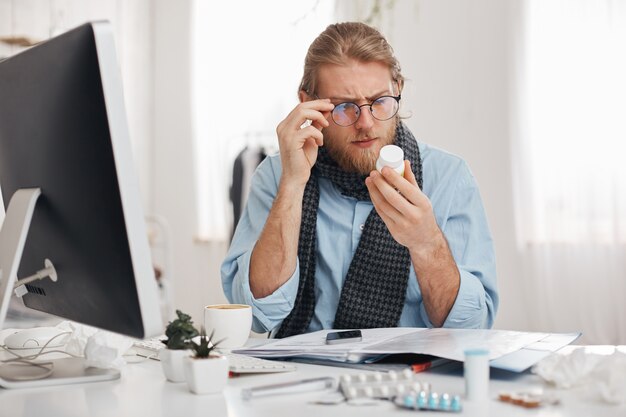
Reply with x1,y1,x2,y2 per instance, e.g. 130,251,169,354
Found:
332,96,399,126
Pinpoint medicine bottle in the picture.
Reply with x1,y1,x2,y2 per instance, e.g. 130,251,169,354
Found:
376,145,405,176
464,348,489,402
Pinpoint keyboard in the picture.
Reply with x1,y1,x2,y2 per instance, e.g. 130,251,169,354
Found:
225,353,297,374
132,339,296,374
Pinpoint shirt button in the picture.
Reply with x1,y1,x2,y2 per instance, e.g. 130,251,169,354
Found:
359,224,365,231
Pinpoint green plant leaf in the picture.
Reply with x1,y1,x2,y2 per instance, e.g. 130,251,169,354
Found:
162,309,199,350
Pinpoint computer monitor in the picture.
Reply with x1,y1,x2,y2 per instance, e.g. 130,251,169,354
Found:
0,22,162,387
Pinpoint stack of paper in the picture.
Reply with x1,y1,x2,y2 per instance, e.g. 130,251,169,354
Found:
234,328,581,372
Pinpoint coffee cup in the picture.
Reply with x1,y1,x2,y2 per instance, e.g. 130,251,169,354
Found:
203,304,252,349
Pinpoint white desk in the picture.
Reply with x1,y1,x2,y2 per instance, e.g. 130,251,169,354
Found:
1,346,624,417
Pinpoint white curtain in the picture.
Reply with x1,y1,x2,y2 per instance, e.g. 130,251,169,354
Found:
191,0,336,241
514,0,626,344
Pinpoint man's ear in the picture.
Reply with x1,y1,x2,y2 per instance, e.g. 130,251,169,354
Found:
397,79,404,95
299,90,312,103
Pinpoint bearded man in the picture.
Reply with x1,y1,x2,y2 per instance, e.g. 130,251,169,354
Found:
221,22,498,337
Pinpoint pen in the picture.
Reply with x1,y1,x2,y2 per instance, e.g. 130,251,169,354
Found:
241,376,337,400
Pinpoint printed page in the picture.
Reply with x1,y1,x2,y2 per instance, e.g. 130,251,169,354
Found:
361,328,549,361
265,328,420,350
233,327,422,360
233,328,572,366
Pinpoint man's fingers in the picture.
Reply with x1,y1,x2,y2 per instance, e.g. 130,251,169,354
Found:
295,125,324,146
311,110,331,132
365,177,401,223
302,136,320,165
369,170,416,216
404,160,418,187
284,100,334,132
379,165,426,207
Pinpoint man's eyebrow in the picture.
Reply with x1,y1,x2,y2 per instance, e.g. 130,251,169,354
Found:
329,89,391,102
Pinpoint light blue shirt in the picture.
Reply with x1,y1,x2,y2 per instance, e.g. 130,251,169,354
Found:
221,142,498,333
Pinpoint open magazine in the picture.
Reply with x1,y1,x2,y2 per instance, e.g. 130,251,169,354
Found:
234,328,581,372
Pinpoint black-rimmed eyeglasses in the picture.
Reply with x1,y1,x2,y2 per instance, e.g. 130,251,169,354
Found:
316,94,401,127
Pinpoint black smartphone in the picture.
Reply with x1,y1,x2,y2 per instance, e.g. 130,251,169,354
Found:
325,330,363,345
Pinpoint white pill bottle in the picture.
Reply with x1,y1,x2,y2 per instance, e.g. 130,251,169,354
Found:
376,144,405,177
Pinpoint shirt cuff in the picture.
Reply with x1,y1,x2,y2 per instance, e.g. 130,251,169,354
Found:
441,269,488,328
231,249,300,333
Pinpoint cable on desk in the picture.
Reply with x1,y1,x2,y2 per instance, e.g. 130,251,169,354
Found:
0,331,80,381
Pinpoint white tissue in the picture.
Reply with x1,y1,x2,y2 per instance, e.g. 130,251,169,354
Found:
533,348,626,404
84,331,133,370
56,321,98,357
55,321,133,370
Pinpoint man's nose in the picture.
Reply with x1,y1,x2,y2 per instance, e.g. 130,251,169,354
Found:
355,106,375,130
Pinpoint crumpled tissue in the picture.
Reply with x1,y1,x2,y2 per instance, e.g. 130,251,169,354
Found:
532,347,626,405
56,321,134,370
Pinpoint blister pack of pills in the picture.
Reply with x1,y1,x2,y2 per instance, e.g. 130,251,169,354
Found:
339,370,428,400
338,370,462,412
394,391,462,412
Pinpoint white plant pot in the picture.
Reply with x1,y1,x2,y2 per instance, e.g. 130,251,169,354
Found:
183,355,229,395
159,348,191,382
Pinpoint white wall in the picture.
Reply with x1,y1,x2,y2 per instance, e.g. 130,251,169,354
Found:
152,0,229,324
337,0,528,331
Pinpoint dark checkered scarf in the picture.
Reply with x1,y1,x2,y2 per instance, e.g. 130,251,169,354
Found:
275,122,423,338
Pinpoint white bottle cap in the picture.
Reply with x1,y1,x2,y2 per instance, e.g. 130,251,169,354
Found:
376,145,405,175
378,145,403,168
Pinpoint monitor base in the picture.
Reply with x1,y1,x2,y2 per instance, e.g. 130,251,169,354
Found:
0,357,120,389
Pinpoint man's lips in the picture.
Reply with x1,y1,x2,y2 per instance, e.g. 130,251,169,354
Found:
351,138,378,148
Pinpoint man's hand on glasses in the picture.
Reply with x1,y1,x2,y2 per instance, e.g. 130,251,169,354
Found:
276,98,334,190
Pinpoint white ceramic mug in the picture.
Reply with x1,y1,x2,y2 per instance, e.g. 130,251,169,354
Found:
203,304,252,349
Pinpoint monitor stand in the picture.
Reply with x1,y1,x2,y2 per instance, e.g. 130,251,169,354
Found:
0,188,120,388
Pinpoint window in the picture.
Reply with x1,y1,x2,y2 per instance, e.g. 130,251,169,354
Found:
516,0,626,245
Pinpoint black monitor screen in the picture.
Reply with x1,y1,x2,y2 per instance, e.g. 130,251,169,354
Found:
0,22,161,338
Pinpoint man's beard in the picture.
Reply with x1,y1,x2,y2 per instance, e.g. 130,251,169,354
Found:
323,121,397,175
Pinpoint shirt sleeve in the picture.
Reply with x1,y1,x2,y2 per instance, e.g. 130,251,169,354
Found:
220,156,300,333
421,160,499,329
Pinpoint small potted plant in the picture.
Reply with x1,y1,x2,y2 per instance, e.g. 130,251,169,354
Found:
159,310,199,382
183,326,229,395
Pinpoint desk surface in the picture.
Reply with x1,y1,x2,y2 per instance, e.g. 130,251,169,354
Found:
1,346,625,417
